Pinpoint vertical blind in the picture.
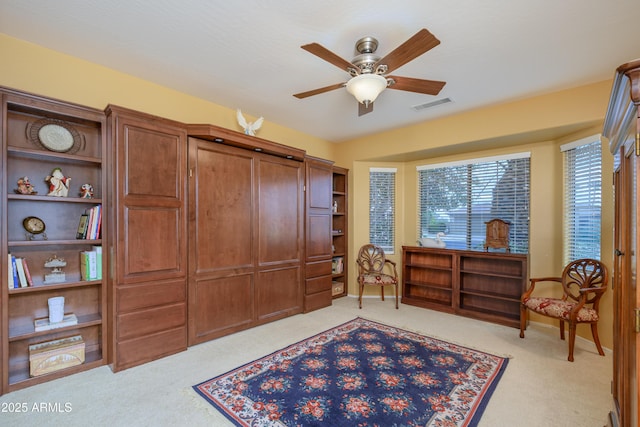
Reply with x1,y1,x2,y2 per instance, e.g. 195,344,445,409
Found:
369,168,396,253
417,153,530,253
562,137,601,263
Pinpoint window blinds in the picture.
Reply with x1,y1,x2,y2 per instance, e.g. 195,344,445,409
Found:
562,139,601,262
417,153,530,253
369,168,396,253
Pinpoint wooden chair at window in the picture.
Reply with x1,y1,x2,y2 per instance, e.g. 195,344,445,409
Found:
519,258,609,361
356,244,399,309
484,218,511,252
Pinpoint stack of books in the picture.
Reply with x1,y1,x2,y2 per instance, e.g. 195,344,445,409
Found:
76,205,102,240
7,254,34,288
80,246,102,281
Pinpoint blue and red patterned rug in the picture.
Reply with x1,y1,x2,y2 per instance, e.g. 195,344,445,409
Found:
193,317,508,426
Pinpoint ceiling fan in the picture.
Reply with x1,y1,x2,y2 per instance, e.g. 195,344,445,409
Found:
293,28,446,116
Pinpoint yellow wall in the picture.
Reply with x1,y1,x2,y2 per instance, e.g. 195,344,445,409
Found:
337,86,614,349
1,33,615,349
0,34,335,160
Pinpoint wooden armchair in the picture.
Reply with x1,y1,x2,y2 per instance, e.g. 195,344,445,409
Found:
519,258,608,361
356,244,399,309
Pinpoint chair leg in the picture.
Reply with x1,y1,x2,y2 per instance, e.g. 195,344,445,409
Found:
358,282,364,309
380,286,385,301
519,305,526,338
591,323,605,356
394,284,398,309
559,320,565,340
567,323,576,362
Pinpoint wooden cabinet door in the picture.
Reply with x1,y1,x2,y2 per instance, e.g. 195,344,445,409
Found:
187,138,304,344
304,157,333,312
107,106,188,371
612,141,639,427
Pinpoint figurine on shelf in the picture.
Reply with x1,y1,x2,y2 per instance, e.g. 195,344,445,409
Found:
43,255,66,284
14,176,38,195
45,167,71,197
80,183,94,199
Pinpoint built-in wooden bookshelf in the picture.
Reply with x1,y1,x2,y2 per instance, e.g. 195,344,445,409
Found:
332,167,348,298
1,87,107,394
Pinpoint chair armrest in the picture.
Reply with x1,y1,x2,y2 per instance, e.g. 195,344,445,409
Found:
384,259,398,279
521,277,562,301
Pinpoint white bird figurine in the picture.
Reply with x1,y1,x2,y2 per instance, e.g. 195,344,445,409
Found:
236,109,264,136
417,232,446,248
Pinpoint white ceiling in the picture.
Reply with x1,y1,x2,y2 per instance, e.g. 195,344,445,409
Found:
1,0,638,143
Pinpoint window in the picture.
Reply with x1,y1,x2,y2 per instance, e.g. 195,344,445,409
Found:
561,136,602,263
369,168,396,253
417,153,530,253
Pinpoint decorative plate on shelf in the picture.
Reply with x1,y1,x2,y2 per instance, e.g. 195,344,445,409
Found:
27,118,84,154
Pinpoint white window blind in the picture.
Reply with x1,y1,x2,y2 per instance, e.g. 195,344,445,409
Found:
417,153,530,253
562,137,601,263
369,168,396,253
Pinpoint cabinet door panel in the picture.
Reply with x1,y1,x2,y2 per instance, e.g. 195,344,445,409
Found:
194,144,253,272
256,266,302,321
123,207,182,278
123,125,180,199
258,159,303,265
307,163,332,209
306,214,332,261
191,274,254,341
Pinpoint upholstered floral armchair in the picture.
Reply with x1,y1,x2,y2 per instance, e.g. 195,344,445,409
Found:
519,258,608,361
356,244,399,309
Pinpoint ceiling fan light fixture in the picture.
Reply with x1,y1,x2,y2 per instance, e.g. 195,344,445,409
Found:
346,73,387,105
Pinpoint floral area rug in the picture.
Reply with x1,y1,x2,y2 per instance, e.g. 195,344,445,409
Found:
193,317,508,426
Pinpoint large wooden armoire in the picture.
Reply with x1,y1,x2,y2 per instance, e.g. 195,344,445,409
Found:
603,58,640,427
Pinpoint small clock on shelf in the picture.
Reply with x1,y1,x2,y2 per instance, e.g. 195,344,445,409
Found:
23,216,47,240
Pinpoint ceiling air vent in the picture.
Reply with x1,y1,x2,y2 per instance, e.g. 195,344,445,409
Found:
411,97,452,112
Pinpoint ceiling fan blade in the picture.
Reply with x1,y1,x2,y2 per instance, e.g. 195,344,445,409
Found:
301,43,359,74
375,29,440,74
387,75,446,95
293,82,345,99
358,102,374,116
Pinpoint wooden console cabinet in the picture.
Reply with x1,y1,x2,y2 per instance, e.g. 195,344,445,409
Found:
402,246,528,328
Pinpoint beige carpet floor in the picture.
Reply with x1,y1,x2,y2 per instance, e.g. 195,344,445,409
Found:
0,296,612,426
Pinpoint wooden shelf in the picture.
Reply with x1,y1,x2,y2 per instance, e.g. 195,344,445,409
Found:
1,87,108,396
402,246,528,328
331,167,348,299
8,313,103,341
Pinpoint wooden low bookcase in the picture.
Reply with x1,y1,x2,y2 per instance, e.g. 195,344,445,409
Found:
402,246,528,328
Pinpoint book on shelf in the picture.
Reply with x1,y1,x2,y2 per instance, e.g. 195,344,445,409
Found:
7,254,15,289
76,205,102,240
10,255,20,288
76,213,89,239
80,250,98,281
34,313,78,332
21,257,34,287
14,257,28,287
92,245,102,280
